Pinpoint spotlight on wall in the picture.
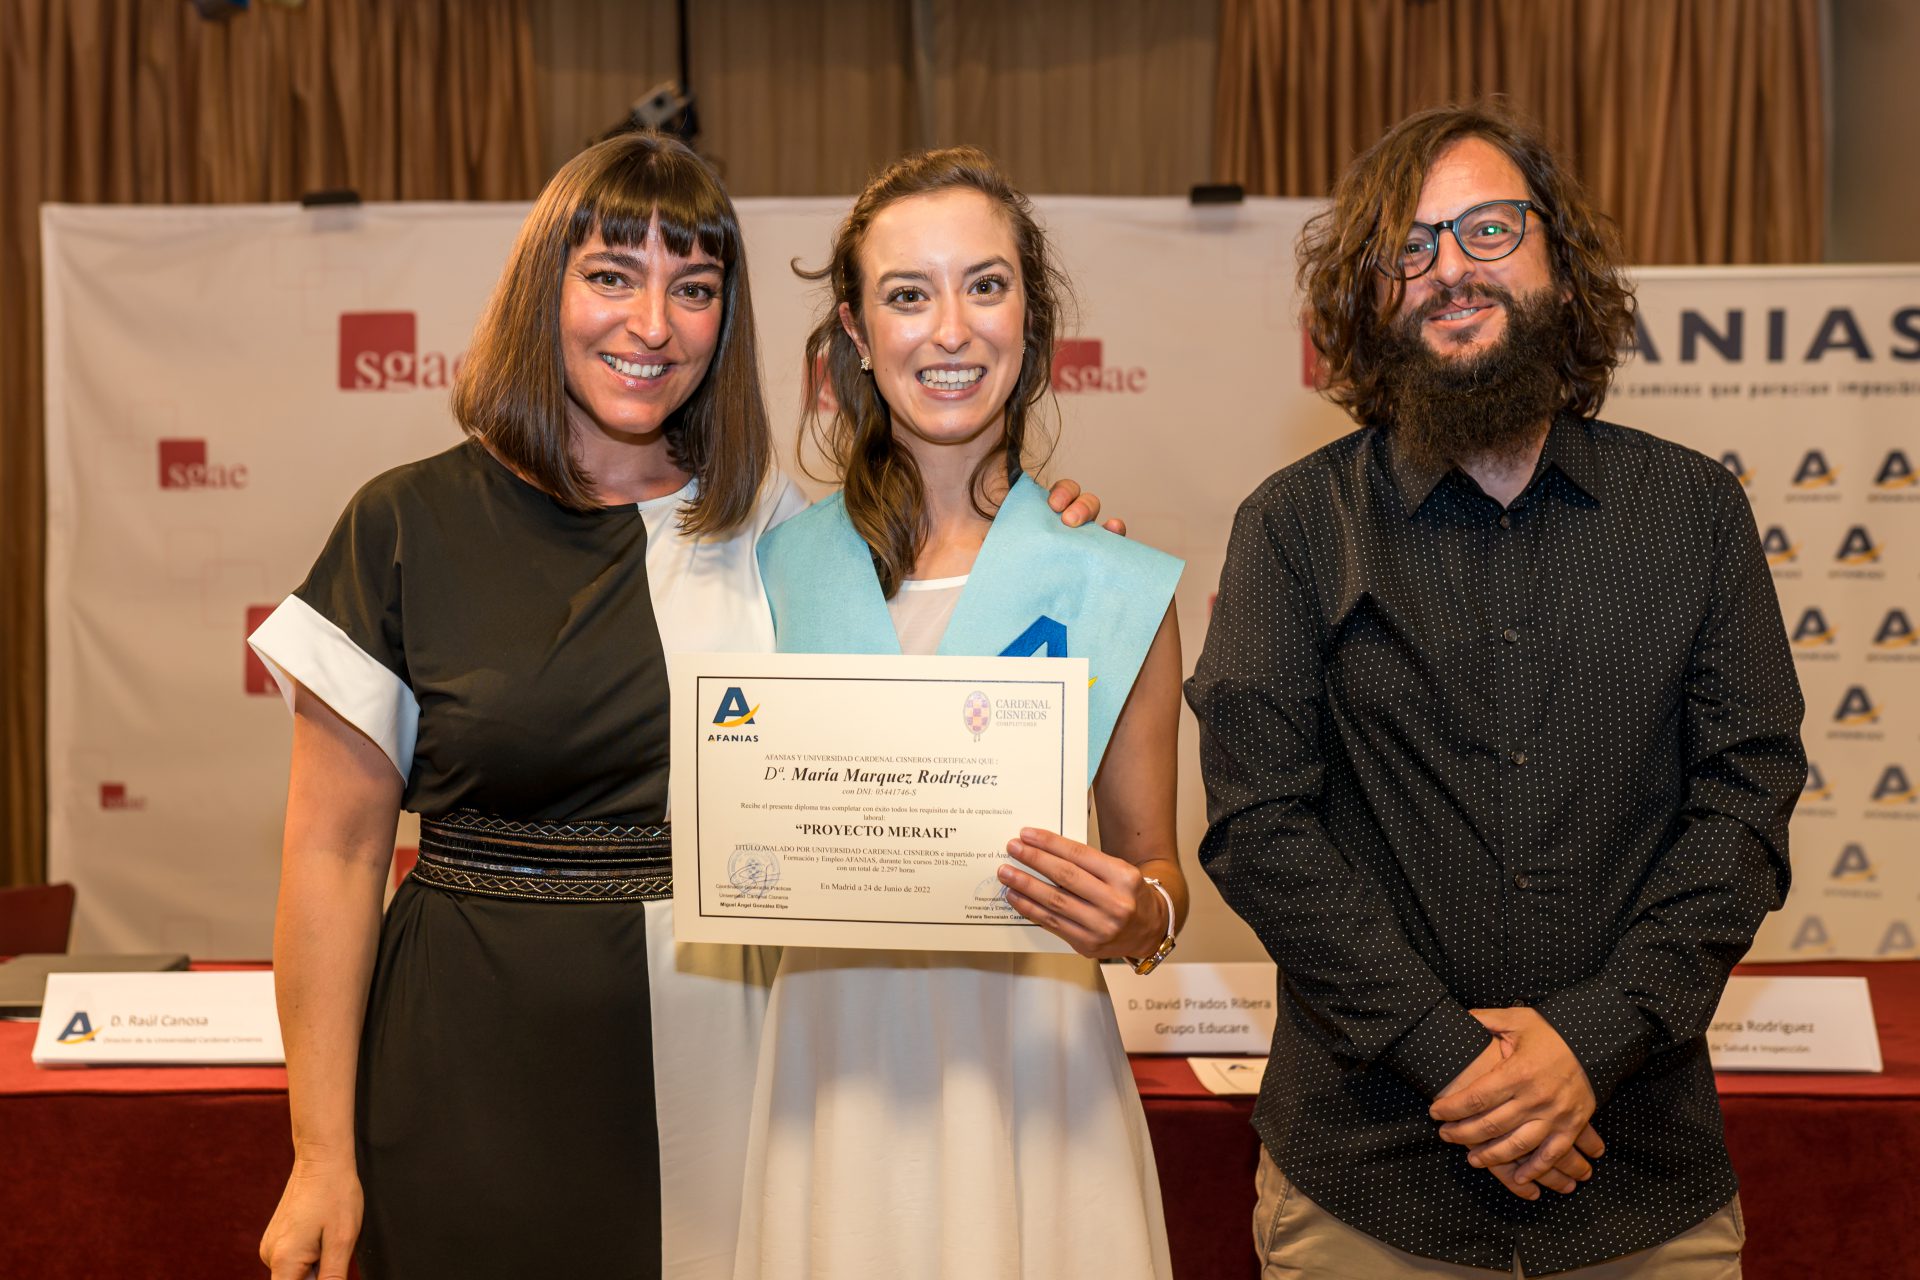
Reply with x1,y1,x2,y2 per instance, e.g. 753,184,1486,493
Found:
602,80,700,144
1189,184,1246,206
300,190,361,209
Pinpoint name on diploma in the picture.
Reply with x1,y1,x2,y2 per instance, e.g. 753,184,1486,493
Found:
668,650,1088,953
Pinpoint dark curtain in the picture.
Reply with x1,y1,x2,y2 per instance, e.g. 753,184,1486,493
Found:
1214,0,1825,263
0,0,541,887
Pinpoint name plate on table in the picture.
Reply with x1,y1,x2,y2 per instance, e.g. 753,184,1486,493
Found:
1103,961,1278,1054
670,651,1087,953
31,971,284,1067
1707,975,1882,1072
1188,1056,1268,1095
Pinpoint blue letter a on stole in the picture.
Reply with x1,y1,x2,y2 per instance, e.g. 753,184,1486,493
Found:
999,616,1068,658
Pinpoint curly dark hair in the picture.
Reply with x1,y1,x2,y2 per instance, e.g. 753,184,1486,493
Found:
1297,101,1636,427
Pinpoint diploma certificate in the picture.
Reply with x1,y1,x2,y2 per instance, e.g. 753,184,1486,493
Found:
670,651,1088,952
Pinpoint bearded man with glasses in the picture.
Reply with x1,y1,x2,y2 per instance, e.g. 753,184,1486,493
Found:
1186,102,1806,1278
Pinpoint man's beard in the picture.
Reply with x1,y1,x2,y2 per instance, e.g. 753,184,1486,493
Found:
1376,285,1571,473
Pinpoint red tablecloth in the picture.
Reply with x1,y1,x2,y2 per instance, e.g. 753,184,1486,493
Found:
2,961,1916,1279
0,962,291,1276
1132,960,1920,1279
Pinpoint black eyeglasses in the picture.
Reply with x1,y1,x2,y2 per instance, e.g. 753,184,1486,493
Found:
1377,200,1545,280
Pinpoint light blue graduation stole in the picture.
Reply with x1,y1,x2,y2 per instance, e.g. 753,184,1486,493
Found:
758,476,1182,783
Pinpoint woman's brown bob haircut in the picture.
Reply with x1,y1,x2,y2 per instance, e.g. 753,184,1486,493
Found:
453,130,769,532
799,146,1068,598
1298,101,1636,428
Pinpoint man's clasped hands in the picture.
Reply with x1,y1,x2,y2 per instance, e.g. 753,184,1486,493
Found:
1430,1009,1602,1201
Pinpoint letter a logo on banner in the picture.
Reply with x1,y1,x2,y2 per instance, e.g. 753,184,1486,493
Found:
1791,607,1834,646
1872,765,1915,804
1836,526,1880,564
1791,916,1832,952
1874,609,1917,649
1761,526,1797,565
1835,686,1879,725
1876,449,1916,489
1831,843,1874,881
1804,761,1832,801
1880,922,1917,956
1793,450,1836,489
1719,451,1752,485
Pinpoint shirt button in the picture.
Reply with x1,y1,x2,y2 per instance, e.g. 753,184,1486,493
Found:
1502,627,1520,643
1498,513,1512,529
1514,874,1532,889
1510,751,1528,767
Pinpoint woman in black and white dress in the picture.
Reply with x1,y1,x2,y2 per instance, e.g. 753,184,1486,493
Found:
249,131,1108,1280
249,132,801,1280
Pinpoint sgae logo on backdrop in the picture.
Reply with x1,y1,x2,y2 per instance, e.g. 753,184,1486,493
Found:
709,686,759,742
159,439,248,490
1301,330,1325,390
804,352,838,418
1718,451,1752,486
339,312,465,391
1881,922,1918,956
99,782,146,811
1052,339,1147,394
245,605,279,695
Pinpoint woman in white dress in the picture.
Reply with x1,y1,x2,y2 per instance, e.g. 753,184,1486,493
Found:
736,147,1186,1280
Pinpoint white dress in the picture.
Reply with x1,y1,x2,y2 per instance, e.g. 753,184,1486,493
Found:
733,578,1174,1280
638,474,809,1280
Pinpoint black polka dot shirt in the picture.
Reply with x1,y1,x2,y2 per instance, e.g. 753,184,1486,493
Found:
1184,414,1807,1274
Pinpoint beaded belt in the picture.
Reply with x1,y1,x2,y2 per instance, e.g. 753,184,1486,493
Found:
411,810,672,903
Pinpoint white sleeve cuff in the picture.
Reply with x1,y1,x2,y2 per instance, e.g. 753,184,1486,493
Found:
247,593,419,781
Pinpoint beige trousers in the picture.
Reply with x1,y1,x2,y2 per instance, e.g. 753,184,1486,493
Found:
1254,1149,1744,1279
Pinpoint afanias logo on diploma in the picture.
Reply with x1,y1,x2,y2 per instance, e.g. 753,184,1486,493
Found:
709,686,760,742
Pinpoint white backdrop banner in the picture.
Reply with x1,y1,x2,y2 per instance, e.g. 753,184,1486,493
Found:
42,201,1918,963
1612,267,1920,963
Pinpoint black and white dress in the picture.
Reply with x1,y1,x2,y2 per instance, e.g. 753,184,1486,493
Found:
249,438,804,1279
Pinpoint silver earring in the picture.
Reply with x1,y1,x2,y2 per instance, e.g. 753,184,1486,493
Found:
859,354,872,372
